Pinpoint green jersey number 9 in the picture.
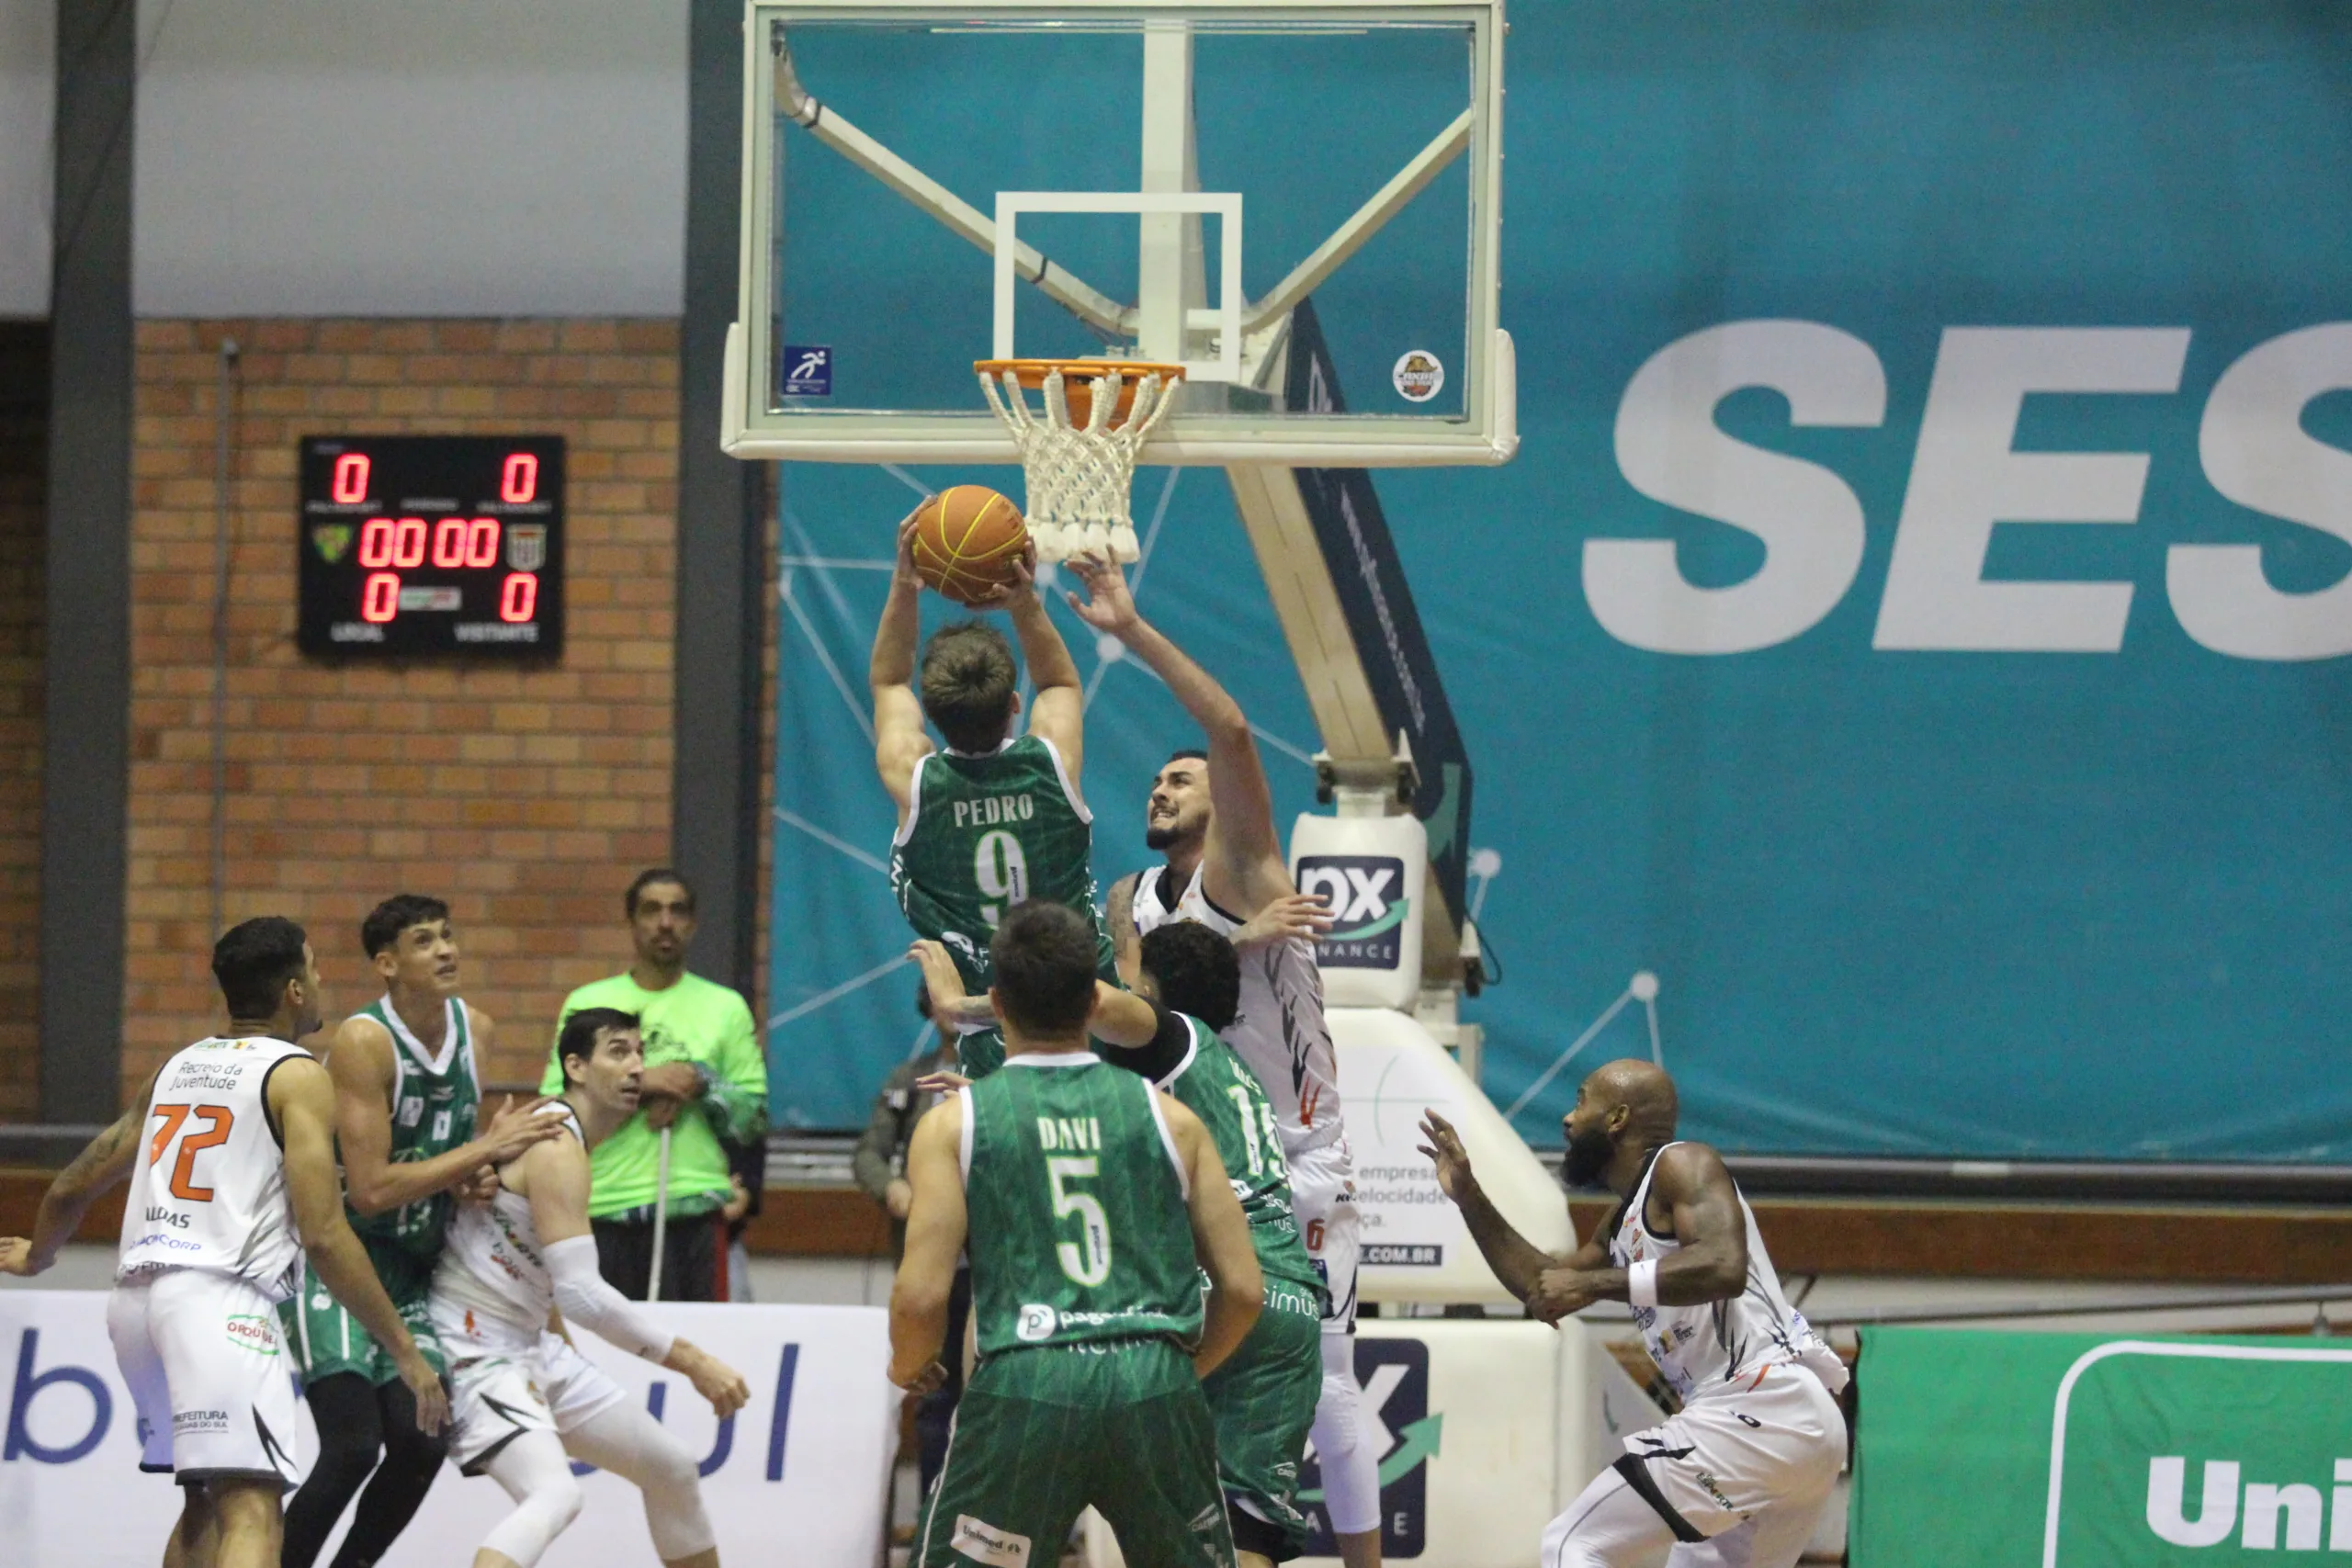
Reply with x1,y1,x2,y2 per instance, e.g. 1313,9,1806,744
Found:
976,829,1030,929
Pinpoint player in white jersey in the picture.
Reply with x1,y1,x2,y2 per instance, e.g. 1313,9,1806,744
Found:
1067,551,1383,1568
430,1006,749,1568
1420,1060,1849,1568
0,916,445,1568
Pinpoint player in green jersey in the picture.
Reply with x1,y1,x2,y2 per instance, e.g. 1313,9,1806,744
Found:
871,507,1113,1078
278,895,564,1568
914,920,1326,1566
890,902,1262,1568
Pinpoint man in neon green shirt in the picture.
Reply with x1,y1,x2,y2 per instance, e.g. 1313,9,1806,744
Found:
540,868,767,1301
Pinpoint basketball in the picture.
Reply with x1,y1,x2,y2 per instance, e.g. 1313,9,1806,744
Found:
911,485,1029,605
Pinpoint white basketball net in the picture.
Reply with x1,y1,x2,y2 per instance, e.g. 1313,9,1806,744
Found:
977,365,1180,563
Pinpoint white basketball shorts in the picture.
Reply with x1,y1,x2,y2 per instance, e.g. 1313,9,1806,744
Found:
436,1305,631,1474
109,1269,306,1492
1286,1137,1361,1335
1604,1362,1845,1544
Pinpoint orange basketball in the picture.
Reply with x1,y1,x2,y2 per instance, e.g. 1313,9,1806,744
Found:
911,486,1029,606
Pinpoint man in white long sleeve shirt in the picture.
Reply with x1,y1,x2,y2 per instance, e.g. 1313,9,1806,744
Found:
429,1007,751,1568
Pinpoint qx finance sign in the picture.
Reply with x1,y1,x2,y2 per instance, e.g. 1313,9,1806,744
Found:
1589,322,2352,660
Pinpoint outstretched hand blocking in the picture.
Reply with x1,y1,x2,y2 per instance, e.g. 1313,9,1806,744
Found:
1062,550,1139,634
1233,891,1336,950
1417,1110,1478,1205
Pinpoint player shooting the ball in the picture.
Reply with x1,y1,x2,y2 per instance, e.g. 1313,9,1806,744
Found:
870,496,1116,1080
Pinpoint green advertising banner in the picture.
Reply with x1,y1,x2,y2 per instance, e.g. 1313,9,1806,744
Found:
1853,1330,2352,1566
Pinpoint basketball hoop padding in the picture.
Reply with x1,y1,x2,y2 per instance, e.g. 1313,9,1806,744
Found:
975,359,1185,562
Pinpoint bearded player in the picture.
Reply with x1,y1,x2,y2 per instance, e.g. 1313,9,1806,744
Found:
279,894,565,1568
1068,552,1379,1567
872,507,1114,1079
431,1007,749,1568
1,917,448,1568
1421,1061,1849,1568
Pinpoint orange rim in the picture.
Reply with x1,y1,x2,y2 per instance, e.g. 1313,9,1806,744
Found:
974,357,1187,389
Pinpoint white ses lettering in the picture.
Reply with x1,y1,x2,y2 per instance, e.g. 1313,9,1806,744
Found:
1589,323,2352,661
2146,1456,2352,1552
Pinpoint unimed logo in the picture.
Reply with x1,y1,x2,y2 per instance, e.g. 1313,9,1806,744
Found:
2145,1457,2352,1552
2043,1342,2352,1568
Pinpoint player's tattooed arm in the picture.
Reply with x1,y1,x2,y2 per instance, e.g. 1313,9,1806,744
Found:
1419,1110,1588,1311
888,1098,968,1393
1528,1145,1749,1320
0,1065,164,1275
276,1055,449,1435
1105,872,1143,987
870,509,936,820
331,1016,560,1215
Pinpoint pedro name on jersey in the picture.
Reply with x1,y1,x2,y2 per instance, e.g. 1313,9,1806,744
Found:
889,736,1110,987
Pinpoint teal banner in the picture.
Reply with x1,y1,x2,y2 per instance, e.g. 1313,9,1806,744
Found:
768,1,2352,1157
1852,1330,2352,1566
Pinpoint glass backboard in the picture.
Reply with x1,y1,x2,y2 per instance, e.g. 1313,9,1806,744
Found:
725,0,1512,466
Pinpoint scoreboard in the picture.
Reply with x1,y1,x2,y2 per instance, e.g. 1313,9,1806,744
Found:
298,435,564,658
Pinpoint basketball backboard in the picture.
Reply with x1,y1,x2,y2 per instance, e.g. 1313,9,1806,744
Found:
724,0,1513,466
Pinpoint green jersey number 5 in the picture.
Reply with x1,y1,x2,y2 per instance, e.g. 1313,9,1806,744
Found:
1047,1155,1113,1286
976,829,1030,929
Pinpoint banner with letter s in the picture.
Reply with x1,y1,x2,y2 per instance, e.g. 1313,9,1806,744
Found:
1851,1329,2352,1567
0,1292,893,1568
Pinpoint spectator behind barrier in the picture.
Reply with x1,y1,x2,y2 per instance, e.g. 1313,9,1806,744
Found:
854,987,968,1491
539,869,768,1303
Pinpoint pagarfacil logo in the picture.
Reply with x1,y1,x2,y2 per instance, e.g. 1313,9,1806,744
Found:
1299,1337,1440,1559
2043,1342,2352,1566
1296,855,1408,971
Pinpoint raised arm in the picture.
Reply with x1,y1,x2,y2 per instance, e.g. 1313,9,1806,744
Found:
330,1016,560,1215
1065,553,1287,908
1419,1110,1589,1308
889,1096,969,1391
1004,550,1084,783
871,510,937,821
275,1056,448,1434
1171,1097,1262,1376
1105,872,1142,987
0,1066,162,1276
1523,1144,1748,1323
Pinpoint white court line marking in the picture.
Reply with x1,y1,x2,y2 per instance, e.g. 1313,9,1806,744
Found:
780,556,895,570
773,807,888,876
767,953,912,1031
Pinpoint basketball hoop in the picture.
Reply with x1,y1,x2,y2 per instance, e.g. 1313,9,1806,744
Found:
975,358,1185,562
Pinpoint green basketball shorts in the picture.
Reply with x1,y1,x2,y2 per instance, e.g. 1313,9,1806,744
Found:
277,1243,447,1386
917,1336,1236,1568
1201,1277,1324,1560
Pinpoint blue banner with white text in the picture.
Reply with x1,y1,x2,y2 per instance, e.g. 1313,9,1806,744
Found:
769,0,2352,1162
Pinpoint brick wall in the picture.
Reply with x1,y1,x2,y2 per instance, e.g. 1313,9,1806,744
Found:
126,319,683,1098
0,324,46,1121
